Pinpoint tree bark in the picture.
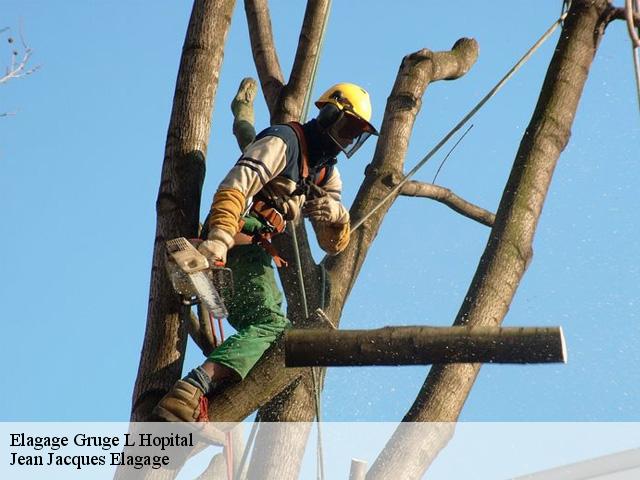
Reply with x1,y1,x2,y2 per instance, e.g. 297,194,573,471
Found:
272,0,331,124
128,0,236,423
244,0,284,115
367,2,610,479
285,326,567,366
349,459,368,480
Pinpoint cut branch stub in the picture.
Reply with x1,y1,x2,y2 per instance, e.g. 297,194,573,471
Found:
284,326,567,366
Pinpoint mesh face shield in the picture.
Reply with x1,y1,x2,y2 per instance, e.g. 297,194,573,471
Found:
326,112,376,158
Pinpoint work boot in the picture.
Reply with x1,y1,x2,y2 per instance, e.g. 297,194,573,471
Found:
152,379,210,423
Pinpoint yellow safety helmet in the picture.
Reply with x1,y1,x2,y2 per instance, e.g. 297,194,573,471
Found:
314,83,379,158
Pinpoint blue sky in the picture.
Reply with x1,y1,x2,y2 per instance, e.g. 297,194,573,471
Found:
1,1,638,422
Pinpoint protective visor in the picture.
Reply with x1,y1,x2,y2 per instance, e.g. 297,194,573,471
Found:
327,112,378,158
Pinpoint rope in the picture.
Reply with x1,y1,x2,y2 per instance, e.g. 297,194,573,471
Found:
210,312,234,480
292,2,333,480
348,9,569,234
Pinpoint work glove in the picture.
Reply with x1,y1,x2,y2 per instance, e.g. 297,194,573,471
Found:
302,196,348,224
281,194,305,221
198,228,234,266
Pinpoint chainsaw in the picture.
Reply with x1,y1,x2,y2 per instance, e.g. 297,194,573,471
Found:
165,237,233,319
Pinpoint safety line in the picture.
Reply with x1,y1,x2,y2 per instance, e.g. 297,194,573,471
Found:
292,1,333,480
349,9,569,233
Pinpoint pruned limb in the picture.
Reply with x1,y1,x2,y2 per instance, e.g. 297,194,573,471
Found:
401,180,495,227
273,0,331,123
285,326,567,366
231,77,258,151
244,0,284,114
349,459,368,480
366,2,609,479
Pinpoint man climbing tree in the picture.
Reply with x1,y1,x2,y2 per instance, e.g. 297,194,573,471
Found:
153,83,378,423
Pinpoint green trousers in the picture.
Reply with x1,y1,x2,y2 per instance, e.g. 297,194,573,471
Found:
207,243,290,379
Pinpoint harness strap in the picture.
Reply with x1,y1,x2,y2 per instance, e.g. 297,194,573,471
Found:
253,234,288,268
288,121,310,179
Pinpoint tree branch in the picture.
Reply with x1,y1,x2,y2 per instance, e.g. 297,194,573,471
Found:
128,0,237,423
244,0,284,115
0,27,40,85
231,77,258,151
272,0,331,123
285,326,567,366
400,180,495,227
367,1,609,478
606,6,640,29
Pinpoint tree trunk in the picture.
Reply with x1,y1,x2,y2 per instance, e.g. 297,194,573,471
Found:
284,326,567,366
128,0,236,422
366,2,610,479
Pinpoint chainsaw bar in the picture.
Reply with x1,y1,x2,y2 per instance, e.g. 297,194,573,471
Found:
165,237,229,319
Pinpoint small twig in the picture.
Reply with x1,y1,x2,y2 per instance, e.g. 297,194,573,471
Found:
0,111,17,117
0,26,39,85
432,124,473,183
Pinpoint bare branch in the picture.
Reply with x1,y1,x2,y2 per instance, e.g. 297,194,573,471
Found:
401,180,495,227
244,0,284,115
0,27,40,85
273,0,331,123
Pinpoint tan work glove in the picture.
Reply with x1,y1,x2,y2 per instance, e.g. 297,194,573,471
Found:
198,228,234,265
281,194,305,221
302,196,348,224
